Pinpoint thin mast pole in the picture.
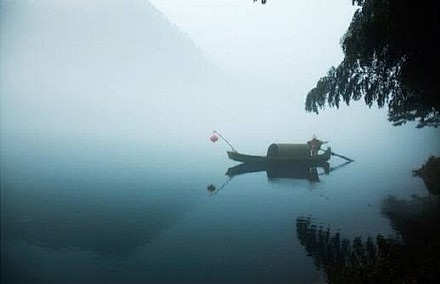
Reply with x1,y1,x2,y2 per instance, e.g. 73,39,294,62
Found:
213,130,237,152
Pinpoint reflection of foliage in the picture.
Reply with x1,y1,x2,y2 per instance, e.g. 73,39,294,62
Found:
305,0,440,128
296,213,440,283
381,195,440,280
413,156,440,196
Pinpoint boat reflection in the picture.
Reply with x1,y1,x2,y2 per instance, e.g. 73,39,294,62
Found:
207,161,352,195
226,161,351,182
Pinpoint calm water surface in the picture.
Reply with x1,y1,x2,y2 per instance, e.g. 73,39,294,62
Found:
1,125,439,283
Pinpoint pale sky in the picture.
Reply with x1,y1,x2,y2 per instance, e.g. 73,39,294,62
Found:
148,0,357,84
1,0,373,149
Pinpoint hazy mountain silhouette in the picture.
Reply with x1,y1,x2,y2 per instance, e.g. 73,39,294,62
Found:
1,0,217,138
0,0,213,266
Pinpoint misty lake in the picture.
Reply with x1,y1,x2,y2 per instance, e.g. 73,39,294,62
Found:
2,120,439,283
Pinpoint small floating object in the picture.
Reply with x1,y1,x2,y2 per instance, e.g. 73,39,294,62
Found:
206,184,216,192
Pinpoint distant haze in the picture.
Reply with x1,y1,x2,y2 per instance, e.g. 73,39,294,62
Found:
1,0,438,158
148,0,357,84
1,0,213,141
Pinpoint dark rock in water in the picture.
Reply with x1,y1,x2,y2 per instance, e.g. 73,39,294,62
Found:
414,156,440,196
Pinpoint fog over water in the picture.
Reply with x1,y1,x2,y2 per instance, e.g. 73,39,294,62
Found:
1,1,439,283
2,0,437,153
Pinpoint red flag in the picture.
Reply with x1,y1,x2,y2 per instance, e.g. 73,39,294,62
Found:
209,133,219,143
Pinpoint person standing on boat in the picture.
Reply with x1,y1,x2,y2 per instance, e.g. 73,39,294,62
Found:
307,135,324,156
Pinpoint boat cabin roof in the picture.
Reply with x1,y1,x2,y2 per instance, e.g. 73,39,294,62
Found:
267,143,310,159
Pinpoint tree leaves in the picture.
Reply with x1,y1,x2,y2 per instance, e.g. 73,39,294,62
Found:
305,0,440,127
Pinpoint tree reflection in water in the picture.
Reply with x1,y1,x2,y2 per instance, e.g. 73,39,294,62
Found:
297,194,440,283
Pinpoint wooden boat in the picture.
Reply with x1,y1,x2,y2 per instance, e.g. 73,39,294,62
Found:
227,143,331,164
226,151,268,163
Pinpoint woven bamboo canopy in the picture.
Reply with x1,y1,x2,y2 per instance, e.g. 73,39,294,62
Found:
266,143,310,159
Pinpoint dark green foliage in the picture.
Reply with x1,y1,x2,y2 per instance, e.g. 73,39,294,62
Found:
306,0,440,127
